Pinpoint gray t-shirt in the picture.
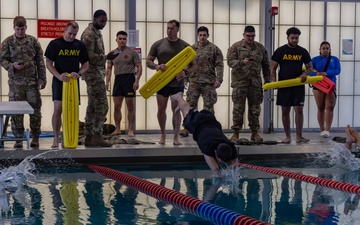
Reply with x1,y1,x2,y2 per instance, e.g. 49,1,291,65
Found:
107,47,141,75
148,38,189,87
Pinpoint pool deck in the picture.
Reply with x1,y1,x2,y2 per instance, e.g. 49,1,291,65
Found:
0,129,352,166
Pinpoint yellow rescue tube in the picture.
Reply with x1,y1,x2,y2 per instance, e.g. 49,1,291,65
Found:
60,182,80,225
263,76,323,90
139,46,196,99
62,74,79,149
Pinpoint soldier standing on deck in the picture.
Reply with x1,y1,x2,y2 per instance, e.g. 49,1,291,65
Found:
180,26,224,137
227,25,270,142
81,9,116,147
0,16,47,149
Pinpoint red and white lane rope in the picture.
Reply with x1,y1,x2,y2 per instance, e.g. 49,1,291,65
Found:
240,163,360,194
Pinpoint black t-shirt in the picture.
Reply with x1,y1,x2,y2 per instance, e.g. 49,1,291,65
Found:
271,44,311,80
45,37,89,77
183,110,237,159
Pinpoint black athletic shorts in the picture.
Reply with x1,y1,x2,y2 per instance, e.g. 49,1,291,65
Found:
52,76,80,101
276,85,305,106
183,108,218,134
183,108,202,134
157,86,184,97
113,74,136,97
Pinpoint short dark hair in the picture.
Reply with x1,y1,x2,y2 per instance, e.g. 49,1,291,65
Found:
13,16,26,27
244,25,255,33
216,143,233,163
116,30,127,37
286,27,301,37
168,19,180,28
197,26,209,34
94,9,107,18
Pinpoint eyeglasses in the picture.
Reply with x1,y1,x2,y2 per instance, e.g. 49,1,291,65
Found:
245,35,255,38
118,38,127,40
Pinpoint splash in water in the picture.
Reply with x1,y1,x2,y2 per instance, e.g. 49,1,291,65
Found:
210,164,242,194
0,150,65,213
0,150,59,186
313,141,360,171
0,155,36,187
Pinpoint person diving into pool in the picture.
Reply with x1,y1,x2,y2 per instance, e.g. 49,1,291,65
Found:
345,124,360,151
171,92,239,177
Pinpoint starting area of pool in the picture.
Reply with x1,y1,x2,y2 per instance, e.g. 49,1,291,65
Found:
1,143,360,225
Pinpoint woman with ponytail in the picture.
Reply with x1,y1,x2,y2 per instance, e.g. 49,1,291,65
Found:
311,41,341,138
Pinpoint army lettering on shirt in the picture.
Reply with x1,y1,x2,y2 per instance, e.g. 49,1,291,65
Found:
45,37,89,76
282,54,303,61
58,49,81,56
271,44,311,80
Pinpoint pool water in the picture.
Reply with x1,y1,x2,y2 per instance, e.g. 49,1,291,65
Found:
1,143,360,225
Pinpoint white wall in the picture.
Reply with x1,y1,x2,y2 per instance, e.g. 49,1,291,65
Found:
1,0,359,133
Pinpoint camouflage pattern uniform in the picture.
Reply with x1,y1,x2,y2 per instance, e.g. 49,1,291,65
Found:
186,41,223,114
81,23,108,136
0,34,46,138
227,40,270,131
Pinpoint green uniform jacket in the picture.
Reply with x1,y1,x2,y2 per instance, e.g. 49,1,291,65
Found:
188,41,224,84
81,23,107,80
0,34,46,86
227,40,270,88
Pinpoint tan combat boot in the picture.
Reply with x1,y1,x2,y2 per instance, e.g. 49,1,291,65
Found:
251,130,263,142
230,129,239,142
30,135,39,148
91,133,113,147
179,128,189,137
84,135,93,146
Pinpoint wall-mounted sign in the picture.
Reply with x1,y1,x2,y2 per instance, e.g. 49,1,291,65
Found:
342,39,353,55
127,30,139,48
38,19,71,38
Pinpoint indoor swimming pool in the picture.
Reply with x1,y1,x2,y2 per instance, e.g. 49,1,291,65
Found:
1,143,360,225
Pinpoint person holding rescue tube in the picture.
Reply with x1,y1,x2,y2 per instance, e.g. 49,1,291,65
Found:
146,19,196,145
270,27,313,144
45,21,89,148
310,41,341,138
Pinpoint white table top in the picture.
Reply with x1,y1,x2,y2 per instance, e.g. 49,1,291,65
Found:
0,101,34,115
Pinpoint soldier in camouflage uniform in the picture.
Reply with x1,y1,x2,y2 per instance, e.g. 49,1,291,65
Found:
227,26,270,142
80,9,115,147
0,16,47,149
180,26,224,137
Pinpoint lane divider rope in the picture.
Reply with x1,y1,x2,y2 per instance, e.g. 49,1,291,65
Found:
240,163,360,194
88,165,268,225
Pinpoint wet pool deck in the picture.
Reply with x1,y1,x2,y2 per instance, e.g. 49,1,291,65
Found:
0,129,352,166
